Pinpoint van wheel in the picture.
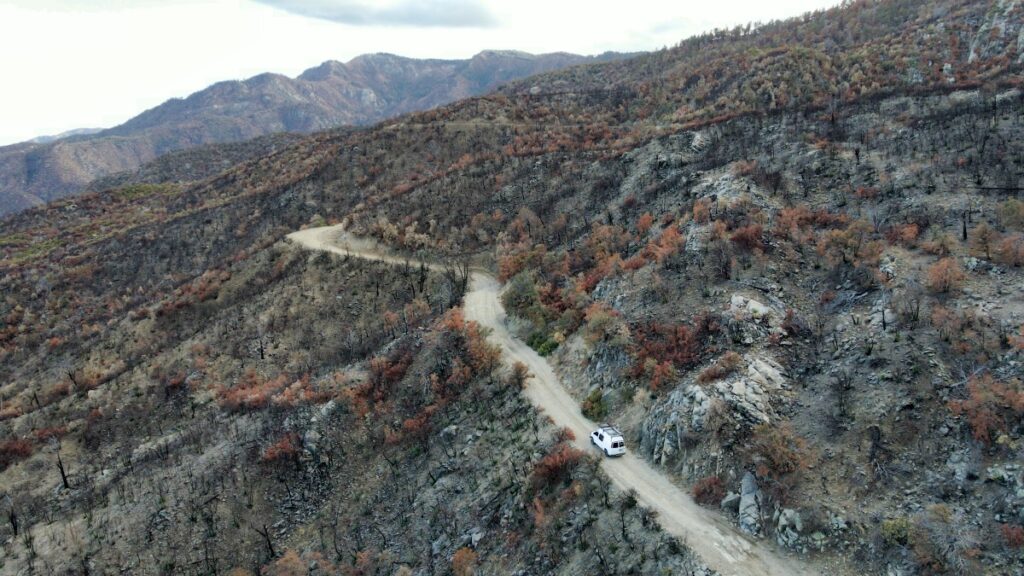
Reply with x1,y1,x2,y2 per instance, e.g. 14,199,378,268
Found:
590,436,595,445
603,448,609,457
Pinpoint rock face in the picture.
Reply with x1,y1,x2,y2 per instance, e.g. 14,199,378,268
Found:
739,472,763,536
0,50,627,216
776,508,802,548
642,350,788,465
729,294,778,325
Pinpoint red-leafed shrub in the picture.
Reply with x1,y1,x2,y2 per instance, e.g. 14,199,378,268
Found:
692,475,726,506
730,224,765,252
400,406,437,446
636,212,654,236
33,426,68,441
1002,524,1024,549
531,443,585,491
632,321,706,372
925,258,966,294
0,438,34,470
649,360,677,391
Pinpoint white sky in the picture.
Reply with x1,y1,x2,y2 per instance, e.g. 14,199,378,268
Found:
0,0,838,146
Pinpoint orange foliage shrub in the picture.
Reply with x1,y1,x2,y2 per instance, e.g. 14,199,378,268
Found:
498,244,547,282
217,369,290,412
854,186,879,200
0,403,23,422
773,206,849,241
636,212,654,236
451,547,478,576
579,253,623,293
647,226,685,263
261,549,304,576
995,233,1024,267
509,361,531,388
632,319,713,374
692,475,726,506
531,496,548,529
272,374,333,407
948,373,1024,445
885,223,920,247
464,321,500,375
925,258,966,294
693,198,712,224
622,254,648,270
744,422,813,500
400,406,437,445
262,433,300,462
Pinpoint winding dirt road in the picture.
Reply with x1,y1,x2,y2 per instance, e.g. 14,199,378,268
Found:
287,225,819,576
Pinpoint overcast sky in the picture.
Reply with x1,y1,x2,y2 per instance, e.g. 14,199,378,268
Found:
0,0,838,146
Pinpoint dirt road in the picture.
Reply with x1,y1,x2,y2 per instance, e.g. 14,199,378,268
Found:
288,225,820,576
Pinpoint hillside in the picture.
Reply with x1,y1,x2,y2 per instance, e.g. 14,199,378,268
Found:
2,0,1024,574
0,50,624,217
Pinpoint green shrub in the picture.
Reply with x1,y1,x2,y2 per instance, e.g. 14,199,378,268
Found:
881,517,910,547
502,272,549,327
527,331,559,356
582,389,608,420
998,198,1024,231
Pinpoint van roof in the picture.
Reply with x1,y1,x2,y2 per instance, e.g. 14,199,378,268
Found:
597,424,622,437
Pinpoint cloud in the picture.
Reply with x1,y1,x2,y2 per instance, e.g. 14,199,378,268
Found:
253,0,497,28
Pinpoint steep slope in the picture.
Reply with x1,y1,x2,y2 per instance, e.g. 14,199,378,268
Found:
0,50,624,216
288,225,822,576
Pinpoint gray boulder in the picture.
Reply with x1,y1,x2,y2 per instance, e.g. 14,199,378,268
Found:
776,508,802,548
720,491,741,512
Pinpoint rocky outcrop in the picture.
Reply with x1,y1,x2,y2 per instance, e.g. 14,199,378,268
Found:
739,472,763,536
641,351,789,465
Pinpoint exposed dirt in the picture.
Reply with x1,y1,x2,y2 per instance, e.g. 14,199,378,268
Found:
287,224,822,576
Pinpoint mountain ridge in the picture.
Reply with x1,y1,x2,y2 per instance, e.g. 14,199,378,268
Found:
0,49,629,216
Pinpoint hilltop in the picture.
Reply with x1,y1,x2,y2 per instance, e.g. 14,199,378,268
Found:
0,49,625,216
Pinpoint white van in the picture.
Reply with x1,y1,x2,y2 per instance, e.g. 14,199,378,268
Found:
590,424,626,457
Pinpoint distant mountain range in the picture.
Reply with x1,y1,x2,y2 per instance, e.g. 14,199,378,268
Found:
29,128,104,145
0,49,626,216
